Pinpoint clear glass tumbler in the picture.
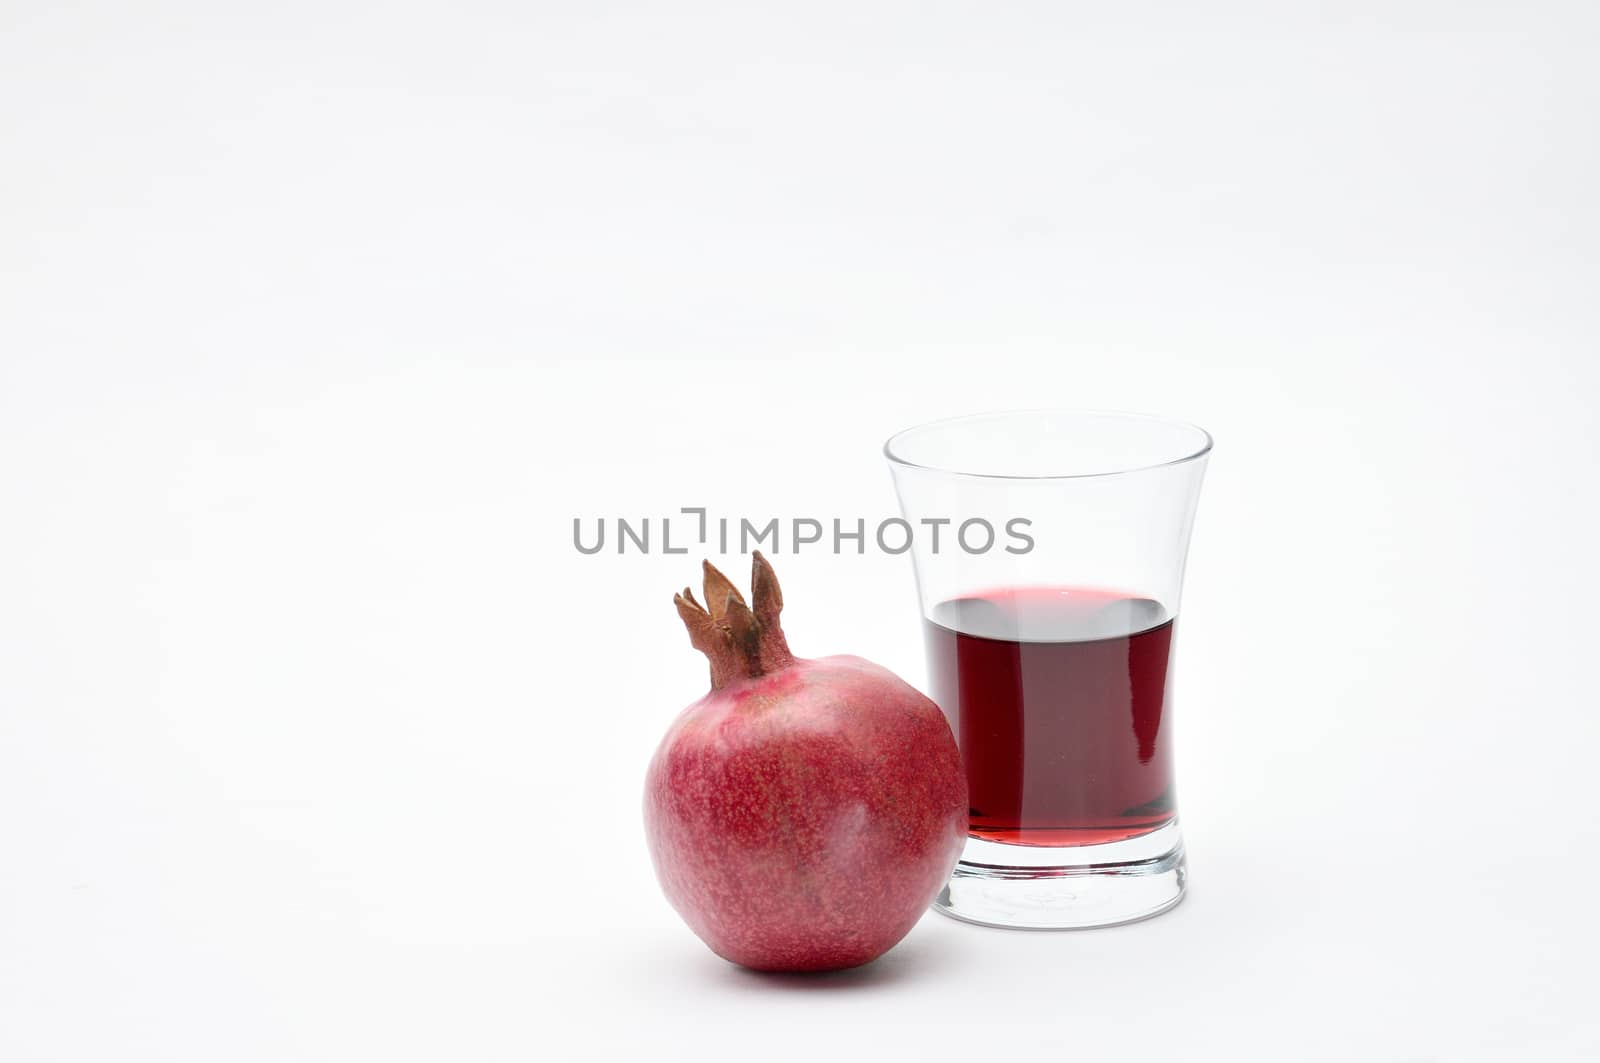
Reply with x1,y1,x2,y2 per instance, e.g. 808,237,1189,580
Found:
885,410,1211,929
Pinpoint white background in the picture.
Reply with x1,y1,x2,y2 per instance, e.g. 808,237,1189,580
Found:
3,2,1598,1060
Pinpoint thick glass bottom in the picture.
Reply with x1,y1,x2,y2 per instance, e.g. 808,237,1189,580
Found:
934,820,1187,930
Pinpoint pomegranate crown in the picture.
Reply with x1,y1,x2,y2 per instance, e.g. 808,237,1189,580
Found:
674,551,796,689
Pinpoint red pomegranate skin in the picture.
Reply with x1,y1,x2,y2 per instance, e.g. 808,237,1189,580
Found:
645,555,967,972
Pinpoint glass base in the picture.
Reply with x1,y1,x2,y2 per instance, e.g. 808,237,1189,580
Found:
934,820,1187,930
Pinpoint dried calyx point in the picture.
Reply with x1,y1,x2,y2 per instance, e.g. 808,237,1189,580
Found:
674,551,796,689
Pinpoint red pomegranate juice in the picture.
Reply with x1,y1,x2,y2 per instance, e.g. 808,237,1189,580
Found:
923,587,1176,847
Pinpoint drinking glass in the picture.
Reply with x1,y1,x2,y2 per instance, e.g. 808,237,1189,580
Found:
885,410,1211,929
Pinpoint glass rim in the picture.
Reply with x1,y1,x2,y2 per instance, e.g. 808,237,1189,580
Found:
883,408,1214,481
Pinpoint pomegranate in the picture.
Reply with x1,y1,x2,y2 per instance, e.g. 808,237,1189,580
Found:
644,552,967,972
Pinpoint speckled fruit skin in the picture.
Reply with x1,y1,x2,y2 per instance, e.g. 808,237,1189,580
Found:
645,654,966,972
647,552,969,976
